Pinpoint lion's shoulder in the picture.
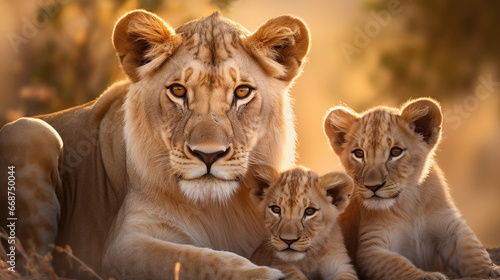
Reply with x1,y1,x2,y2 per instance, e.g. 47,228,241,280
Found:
37,79,130,214
39,80,130,128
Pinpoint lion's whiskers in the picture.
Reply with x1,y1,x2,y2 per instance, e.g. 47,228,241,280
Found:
151,150,171,168
246,150,271,166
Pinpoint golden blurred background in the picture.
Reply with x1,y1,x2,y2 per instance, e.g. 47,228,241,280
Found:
0,0,499,247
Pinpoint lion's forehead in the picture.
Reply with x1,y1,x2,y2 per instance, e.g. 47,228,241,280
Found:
178,12,246,65
355,109,404,154
170,13,257,102
273,169,319,211
176,64,242,110
182,63,241,89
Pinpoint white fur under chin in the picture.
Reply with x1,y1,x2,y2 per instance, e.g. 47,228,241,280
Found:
179,179,239,203
276,251,306,262
362,197,396,210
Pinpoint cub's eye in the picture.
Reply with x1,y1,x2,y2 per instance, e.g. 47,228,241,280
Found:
352,149,364,159
270,205,281,214
169,84,187,97
234,85,253,99
390,147,404,157
304,207,317,216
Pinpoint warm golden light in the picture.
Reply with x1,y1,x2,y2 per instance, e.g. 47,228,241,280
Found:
0,0,498,250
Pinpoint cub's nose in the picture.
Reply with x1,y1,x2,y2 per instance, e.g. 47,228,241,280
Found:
188,146,230,173
365,181,386,193
280,237,300,246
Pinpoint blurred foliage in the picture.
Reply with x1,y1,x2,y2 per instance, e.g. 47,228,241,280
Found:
367,0,500,100
1,0,237,126
212,0,235,11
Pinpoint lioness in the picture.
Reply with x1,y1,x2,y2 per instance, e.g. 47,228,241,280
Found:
0,10,310,279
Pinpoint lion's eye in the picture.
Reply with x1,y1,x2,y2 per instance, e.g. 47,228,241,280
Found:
234,85,253,99
270,205,281,214
169,84,187,97
390,147,404,157
304,207,317,216
352,149,364,159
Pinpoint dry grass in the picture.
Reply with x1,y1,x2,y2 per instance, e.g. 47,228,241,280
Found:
0,230,104,280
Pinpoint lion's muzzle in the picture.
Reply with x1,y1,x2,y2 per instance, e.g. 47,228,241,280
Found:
186,118,232,175
187,146,230,174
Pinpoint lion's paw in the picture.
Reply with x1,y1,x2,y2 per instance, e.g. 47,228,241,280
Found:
417,271,448,280
240,266,285,280
470,265,500,278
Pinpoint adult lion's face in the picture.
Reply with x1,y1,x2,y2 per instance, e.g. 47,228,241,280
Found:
113,10,310,202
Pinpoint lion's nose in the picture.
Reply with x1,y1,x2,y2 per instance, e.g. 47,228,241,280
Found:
188,146,230,173
280,236,300,246
365,181,386,193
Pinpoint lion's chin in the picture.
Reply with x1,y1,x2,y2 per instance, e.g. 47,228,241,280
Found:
276,250,306,262
178,177,239,203
362,196,396,210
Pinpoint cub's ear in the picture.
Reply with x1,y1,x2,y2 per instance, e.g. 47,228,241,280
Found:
400,98,442,147
250,165,279,202
244,15,310,81
112,10,182,82
319,171,354,213
324,107,359,155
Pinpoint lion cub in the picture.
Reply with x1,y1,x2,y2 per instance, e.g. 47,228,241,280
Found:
324,98,500,280
250,166,358,280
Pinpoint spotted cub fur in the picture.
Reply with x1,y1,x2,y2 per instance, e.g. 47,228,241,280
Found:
250,166,358,280
324,98,500,280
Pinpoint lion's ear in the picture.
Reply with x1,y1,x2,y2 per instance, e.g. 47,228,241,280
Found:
112,10,181,82
320,172,354,213
250,165,279,202
324,107,359,155
400,98,442,147
244,15,310,81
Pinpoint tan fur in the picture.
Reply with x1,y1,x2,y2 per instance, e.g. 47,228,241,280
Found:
250,166,358,280
0,10,310,279
324,98,500,280
0,118,63,255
